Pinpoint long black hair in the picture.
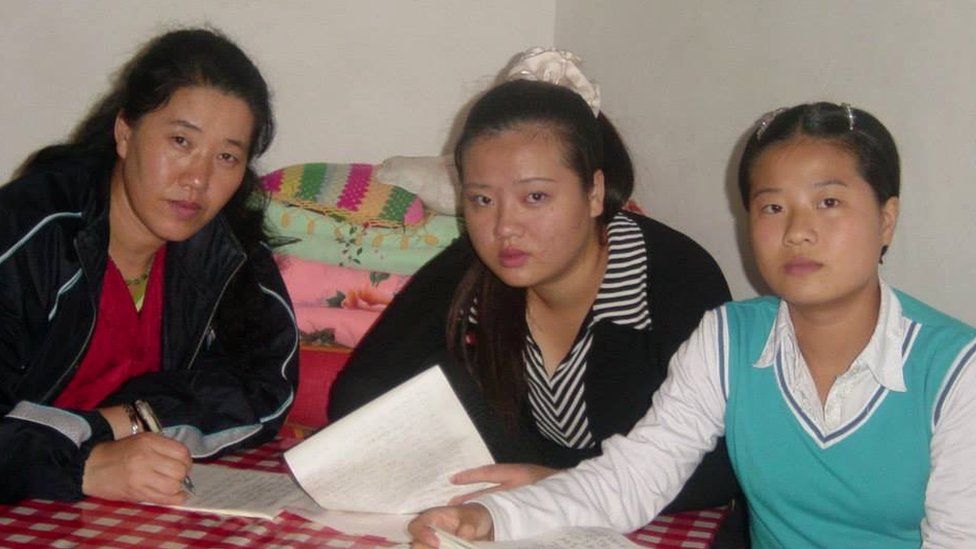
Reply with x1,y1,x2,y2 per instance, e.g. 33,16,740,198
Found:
446,79,634,426
19,27,277,349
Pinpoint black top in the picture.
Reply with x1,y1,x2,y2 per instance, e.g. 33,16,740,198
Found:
329,211,738,513
514,213,652,450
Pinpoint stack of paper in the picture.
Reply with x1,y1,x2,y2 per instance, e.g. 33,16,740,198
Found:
170,464,313,520
284,365,496,513
168,366,495,543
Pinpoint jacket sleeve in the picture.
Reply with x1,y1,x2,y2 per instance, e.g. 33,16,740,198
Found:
0,405,113,503
0,174,115,502
478,311,730,540
103,244,299,458
327,236,475,421
646,221,732,366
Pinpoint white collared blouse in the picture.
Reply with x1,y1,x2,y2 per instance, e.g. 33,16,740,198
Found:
478,280,976,546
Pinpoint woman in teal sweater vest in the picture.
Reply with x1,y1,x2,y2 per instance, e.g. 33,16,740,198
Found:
409,102,976,547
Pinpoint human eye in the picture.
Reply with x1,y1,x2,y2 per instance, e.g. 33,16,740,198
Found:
758,203,783,214
818,197,841,209
171,135,190,148
466,194,492,207
526,191,548,204
218,151,241,166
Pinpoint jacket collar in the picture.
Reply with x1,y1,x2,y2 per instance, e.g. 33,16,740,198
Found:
73,161,113,296
166,214,247,292
589,212,651,331
753,278,908,392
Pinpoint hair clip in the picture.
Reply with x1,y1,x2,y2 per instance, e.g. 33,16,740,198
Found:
841,103,855,131
507,47,601,116
755,107,788,140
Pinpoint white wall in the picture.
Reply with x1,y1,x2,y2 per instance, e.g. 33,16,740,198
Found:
4,1,974,324
556,0,976,324
0,0,554,179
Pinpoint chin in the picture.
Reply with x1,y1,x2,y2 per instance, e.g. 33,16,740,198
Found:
495,275,534,289
490,269,535,289
768,280,823,305
153,224,205,243
780,287,858,311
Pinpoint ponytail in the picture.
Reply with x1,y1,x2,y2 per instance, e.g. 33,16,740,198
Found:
596,113,633,224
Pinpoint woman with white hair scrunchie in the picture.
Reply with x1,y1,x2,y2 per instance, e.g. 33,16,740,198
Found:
329,47,745,543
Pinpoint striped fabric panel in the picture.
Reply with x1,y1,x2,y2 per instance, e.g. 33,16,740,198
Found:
523,213,651,449
261,169,284,194
525,334,595,448
297,163,329,201
382,186,422,222
934,337,976,427
592,214,650,329
356,183,392,217
334,164,372,209
260,163,427,226
276,164,305,199
316,164,350,205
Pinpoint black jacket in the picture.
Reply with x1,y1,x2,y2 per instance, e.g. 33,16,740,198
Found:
329,211,739,513
0,157,298,503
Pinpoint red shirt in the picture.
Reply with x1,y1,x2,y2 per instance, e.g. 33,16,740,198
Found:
53,248,166,410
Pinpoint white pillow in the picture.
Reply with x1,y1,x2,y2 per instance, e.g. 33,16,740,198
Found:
375,155,459,215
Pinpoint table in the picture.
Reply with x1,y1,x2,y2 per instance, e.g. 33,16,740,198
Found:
0,439,726,548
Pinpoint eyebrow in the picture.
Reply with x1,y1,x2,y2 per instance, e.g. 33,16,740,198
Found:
813,179,848,189
463,177,557,189
750,179,849,200
169,119,247,151
749,187,779,200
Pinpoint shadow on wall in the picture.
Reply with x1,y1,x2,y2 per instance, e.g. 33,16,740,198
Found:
724,126,769,296
438,51,526,158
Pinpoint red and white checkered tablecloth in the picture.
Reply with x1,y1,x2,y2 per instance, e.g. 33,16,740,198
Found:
0,438,725,548
628,508,727,548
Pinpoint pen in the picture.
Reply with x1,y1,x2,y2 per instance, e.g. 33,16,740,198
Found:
134,399,196,495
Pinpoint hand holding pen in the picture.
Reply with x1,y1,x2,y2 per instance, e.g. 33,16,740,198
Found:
134,400,196,495
82,407,194,504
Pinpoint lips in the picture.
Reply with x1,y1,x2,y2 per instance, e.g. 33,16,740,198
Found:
169,200,202,220
784,257,823,276
498,248,529,268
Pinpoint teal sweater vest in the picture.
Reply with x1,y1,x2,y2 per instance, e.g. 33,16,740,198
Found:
722,292,975,548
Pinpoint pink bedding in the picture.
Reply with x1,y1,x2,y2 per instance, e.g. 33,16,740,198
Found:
276,254,411,348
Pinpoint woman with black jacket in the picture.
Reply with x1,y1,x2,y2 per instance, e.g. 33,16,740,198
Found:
329,49,740,521
0,29,297,505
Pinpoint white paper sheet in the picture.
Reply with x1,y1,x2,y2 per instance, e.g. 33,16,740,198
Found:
287,503,415,543
284,366,495,513
435,527,641,548
164,465,415,541
169,464,315,520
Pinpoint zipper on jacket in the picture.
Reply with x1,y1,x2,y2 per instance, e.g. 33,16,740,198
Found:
41,280,97,403
185,257,245,370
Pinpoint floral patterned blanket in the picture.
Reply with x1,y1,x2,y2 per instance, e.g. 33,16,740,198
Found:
276,253,412,348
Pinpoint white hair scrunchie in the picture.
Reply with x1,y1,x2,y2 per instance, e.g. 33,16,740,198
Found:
506,47,601,117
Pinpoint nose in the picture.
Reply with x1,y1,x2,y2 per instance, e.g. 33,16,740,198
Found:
181,154,212,191
783,208,816,247
493,200,523,239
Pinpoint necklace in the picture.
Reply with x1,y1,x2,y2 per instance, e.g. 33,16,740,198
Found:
122,254,155,287
124,271,150,287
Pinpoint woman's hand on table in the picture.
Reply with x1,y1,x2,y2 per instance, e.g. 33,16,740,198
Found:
82,434,192,504
408,503,494,548
448,463,559,504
